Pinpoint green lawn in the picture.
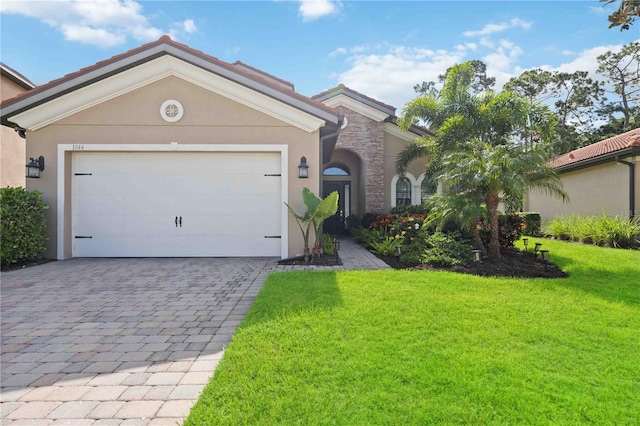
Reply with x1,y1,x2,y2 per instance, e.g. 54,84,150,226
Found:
185,240,640,425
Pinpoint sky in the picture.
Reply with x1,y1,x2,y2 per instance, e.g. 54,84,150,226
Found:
1,0,638,111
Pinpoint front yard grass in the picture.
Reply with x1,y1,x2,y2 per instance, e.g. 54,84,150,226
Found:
185,240,639,425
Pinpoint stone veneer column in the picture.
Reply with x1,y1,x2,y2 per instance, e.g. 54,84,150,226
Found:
335,106,385,213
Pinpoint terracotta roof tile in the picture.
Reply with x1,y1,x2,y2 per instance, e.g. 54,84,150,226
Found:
552,128,640,168
313,84,397,113
232,61,294,91
1,36,340,119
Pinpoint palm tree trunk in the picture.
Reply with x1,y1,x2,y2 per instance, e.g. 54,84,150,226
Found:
486,193,501,259
469,218,487,256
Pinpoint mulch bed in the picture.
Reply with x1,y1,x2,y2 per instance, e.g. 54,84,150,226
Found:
381,248,567,279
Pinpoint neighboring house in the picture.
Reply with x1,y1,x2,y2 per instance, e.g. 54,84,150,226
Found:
1,63,35,188
526,128,640,220
0,36,431,260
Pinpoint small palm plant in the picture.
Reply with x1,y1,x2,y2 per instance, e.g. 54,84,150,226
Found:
285,187,338,263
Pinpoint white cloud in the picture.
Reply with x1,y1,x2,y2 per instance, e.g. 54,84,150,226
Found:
334,46,466,110
0,0,195,48
463,18,532,37
298,0,339,22
182,19,197,34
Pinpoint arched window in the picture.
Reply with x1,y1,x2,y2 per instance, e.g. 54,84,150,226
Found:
421,176,437,203
396,177,412,206
323,164,351,176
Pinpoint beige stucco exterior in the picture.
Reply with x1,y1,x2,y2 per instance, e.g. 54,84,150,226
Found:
526,157,640,220
383,130,429,209
1,75,30,188
24,76,322,259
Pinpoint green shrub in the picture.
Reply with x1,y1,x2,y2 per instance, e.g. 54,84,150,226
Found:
389,215,427,243
545,214,640,249
515,212,541,236
352,228,386,249
398,238,429,267
390,204,430,215
1,187,48,266
370,236,404,257
479,214,525,249
322,233,335,255
420,232,472,267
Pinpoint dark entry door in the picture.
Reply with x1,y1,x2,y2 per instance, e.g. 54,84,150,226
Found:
323,181,350,235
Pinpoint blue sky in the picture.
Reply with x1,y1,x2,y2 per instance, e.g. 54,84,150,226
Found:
1,1,638,110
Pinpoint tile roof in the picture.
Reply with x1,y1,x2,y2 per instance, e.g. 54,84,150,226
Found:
232,61,295,91
1,36,340,123
552,128,640,169
0,62,35,91
312,84,397,115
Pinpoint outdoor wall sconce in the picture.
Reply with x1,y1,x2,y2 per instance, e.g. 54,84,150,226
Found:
298,156,309,178
333,237,340,256
472,249,482,263
540,249,550,270
26,156,45,179
522,238,529,252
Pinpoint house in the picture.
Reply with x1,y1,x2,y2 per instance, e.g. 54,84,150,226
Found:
0,36,430,260
1,63,35,188
526,128,640,220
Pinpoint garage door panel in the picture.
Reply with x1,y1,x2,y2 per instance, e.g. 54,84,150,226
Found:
73,151,283,257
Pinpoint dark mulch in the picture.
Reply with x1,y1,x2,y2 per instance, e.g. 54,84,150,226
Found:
380,248,567,279
278,255,342,267
1,258,55,272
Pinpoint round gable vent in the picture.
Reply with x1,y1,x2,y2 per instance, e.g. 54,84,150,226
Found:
160,100,184,123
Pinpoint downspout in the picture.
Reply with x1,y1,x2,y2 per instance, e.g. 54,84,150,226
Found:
319,116,344,180
616,156,636,219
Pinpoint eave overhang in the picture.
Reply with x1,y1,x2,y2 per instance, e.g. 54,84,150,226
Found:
555,146,640,174
1,38,341,134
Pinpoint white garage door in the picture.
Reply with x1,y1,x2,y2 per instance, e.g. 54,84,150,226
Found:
72,151,282,257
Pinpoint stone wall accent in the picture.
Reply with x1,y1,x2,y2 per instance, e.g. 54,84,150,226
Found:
335,106,385,213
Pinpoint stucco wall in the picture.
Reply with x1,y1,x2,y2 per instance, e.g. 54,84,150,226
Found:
526,158,640,220
384,131,429,210
23,76,321,258
1,75,28,188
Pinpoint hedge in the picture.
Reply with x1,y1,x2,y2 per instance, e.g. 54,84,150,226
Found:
1,187,48,266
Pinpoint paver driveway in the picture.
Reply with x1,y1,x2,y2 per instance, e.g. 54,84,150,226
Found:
1,257,276,425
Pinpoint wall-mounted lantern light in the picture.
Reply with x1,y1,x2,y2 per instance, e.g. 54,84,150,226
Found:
26,156,45,179
298,156,309,178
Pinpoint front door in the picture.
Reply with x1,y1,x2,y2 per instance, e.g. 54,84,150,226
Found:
323,181,350,235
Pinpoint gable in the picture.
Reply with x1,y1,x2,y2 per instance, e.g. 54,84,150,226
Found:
55,75,301,129
6,55,326,133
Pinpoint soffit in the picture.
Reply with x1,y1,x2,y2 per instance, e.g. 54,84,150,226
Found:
384,122,421,142
321,94,390,122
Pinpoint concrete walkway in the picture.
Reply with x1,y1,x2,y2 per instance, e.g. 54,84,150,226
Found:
1,239,386,425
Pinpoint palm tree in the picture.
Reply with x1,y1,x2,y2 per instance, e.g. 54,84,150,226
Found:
437,143,567,258
397,61,566,259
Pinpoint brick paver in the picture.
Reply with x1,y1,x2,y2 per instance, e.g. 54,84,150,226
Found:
1,239,386,424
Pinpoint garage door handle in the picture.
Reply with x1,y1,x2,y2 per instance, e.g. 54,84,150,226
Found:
179,216,182,227
175,216,178,227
